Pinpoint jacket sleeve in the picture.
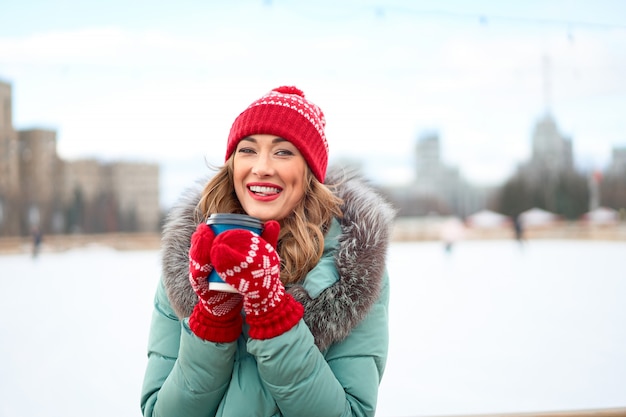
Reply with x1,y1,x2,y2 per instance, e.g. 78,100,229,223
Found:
247,271,390,417
140,277,237,417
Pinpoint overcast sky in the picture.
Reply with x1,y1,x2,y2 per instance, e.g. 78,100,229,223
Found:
1,1,625,207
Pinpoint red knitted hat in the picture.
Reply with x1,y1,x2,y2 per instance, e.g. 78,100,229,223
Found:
226,86,329,182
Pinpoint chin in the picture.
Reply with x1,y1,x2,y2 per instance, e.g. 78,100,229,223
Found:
244,209,273,222
243,202,288,222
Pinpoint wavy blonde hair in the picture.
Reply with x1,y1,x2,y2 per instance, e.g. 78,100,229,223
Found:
196,156,343,285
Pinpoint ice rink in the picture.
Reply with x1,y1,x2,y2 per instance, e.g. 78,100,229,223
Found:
1,239,625,417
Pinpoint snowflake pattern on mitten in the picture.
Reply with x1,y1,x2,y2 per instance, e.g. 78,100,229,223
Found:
211,227,304,339
187,222,243,342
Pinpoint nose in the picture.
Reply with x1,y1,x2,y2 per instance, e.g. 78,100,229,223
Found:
251,152,274,177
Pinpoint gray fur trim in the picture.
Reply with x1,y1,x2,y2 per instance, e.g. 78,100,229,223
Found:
160,166,396,351
160,178,205,320
289,167,396,350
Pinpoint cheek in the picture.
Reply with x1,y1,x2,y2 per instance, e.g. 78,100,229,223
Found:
292,174,307,202
234,182,246,202
232,166,247,200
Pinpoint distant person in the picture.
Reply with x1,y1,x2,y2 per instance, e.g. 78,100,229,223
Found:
140,86,395,416
513,214,525,244
440,217,465,254
31,226,42,258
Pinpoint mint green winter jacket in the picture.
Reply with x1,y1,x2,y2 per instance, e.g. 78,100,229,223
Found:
140,169,395,417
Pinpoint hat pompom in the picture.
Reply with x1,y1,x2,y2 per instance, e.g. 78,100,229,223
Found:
273,86,304,96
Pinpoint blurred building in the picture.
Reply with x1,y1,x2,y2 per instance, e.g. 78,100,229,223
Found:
0,81,21,235
62,159,160,234
522,112,574,179
107,162,160,233
18,128,64,234
599,146,626,214
414,132,442,181
381,131,490,218
532,113,573,168
606,147,626,176
0,79,161,236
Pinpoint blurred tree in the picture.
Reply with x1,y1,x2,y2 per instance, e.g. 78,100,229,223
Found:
554,171,589,219
600,174,626,210
497,176,533,217
495,170,589,219
66,187,85,233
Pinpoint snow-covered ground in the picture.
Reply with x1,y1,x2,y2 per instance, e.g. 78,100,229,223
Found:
1,239,625,417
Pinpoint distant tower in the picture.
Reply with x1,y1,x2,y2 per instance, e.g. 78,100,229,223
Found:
542,55,551,114
415,131,442,181
529,55,574,175
531,114,573,173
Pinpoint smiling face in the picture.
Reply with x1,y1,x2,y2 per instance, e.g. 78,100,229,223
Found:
232,134,308,222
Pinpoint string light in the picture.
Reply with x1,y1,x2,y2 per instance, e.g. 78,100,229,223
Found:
274,2,626,31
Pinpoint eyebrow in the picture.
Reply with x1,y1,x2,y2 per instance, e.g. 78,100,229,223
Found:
240,136,288,144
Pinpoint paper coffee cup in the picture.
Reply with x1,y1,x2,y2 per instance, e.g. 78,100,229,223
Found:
206,213,263,292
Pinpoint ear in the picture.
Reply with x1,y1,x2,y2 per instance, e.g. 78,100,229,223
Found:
261,220,280,249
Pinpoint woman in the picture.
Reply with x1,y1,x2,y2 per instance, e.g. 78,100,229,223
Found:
141,86,395,417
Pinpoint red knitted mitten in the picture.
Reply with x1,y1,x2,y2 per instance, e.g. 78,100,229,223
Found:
188,223,243,343
210,221,304,340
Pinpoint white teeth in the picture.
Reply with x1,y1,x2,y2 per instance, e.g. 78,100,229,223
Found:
249,185,280,194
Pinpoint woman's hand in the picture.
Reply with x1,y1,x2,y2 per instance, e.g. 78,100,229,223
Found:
210,221,304,339
188,223,244,342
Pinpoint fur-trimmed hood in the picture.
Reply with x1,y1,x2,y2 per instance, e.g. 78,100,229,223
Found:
160,167,395,351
